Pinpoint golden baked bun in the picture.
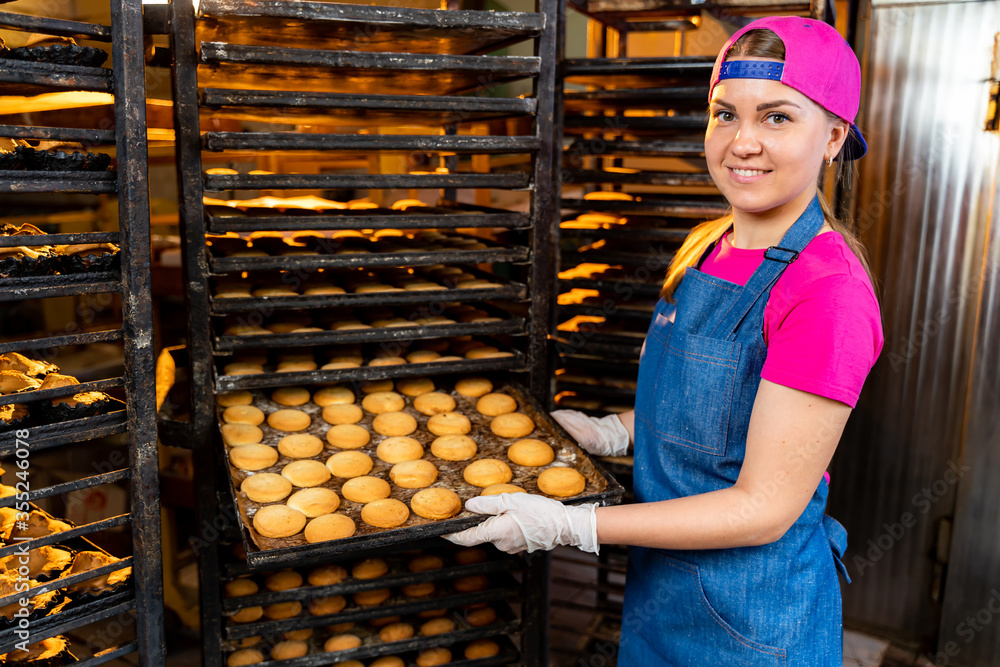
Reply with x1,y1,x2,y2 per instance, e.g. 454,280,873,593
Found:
308,564,348,586
463,459,512,487
379,622,414,643
536,466,586,498
372,411,418,437
412,392,456,416
465,605,498,626
420,618,456,636
410,487,462,520
340,476,391,504
222,405,265,425
353,587,391,606
464,639,501,659
429,434,477,461
227,649,264,666
490,412,535,438
389,460,438,489
277,433,324,459
221,423,263,447
416,647,452,667
271,386,310,406
506,438,555,467
325,423,371,449
370,657,405,667
229,444,278,471
475,393,517,416
362,391,405,414
360,379,394,394
376,436,424,463
241,473,292,503
217,391,254,407
308,595,346,616
267,408,312,432
304,513,356,543
281,460,331,487
225,578,258,597
270,640,308,660
323,634,362,652
396,377,435,397
426,412,471,436
252,505,306,538
401,581,436,599
351,557,389,580
286,488,340,517
361,498,409,528
313,386,355,406
326,450,373,478
408,554,445,573
321,403,363,425
264,570,302,591
455,377,493,397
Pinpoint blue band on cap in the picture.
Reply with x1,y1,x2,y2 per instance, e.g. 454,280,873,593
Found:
718,60,783,81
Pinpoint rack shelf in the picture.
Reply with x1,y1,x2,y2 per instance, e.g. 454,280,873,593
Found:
198,43,540,96
201,131,540,154
201,88,537,126
215,348,527,392
0,10,111,41
197,0,543,55
0,59,113,96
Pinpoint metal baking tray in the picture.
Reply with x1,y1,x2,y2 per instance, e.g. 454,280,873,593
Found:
223,570,523,640
219,381,624,568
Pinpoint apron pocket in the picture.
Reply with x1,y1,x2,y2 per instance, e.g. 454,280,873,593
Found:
648,330,741,456
649,551,787,666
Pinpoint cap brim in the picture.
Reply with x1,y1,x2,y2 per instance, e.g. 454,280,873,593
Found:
839,123,867,161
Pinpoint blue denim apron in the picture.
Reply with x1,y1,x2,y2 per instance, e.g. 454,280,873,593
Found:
619,196,850,666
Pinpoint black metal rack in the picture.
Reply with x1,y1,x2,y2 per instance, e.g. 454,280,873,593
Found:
168,0,561,664
213,540,542,667
0,0,163,663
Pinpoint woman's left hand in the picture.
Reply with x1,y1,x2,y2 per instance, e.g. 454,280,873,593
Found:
443,493,599,555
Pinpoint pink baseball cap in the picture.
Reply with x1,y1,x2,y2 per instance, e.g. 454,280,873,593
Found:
708,16,867,160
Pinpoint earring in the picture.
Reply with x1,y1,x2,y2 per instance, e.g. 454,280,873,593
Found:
826,156,833,167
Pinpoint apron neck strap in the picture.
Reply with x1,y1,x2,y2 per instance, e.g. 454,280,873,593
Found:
709,195,826,337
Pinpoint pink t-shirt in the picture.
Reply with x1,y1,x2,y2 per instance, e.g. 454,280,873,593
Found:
699,230,883,408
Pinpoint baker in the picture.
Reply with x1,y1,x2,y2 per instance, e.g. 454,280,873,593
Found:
447,16,883,665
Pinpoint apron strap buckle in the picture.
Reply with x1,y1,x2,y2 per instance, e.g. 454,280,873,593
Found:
763,246,800,264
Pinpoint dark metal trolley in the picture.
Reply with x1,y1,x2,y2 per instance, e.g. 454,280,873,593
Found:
0,1,164,664
167,1,570,664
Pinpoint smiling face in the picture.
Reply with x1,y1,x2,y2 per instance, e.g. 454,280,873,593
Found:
705,59,848,218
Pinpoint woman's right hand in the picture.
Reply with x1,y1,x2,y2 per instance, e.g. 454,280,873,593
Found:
550,410,631,457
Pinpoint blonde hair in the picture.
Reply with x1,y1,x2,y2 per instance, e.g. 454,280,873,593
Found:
660,29,873,301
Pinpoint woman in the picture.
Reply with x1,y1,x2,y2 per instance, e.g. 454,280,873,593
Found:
446,16,883,666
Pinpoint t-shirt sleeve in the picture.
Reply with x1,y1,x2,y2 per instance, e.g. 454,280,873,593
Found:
761,273,883,408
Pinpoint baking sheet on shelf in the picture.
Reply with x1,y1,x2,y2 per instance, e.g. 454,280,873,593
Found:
218,382,623,566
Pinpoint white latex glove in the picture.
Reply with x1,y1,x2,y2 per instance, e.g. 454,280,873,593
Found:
550,409,630,457
443,493,599,555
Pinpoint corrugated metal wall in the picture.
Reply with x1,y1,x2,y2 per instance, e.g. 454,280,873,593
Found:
827,0,1000,651
938,124,1000,665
